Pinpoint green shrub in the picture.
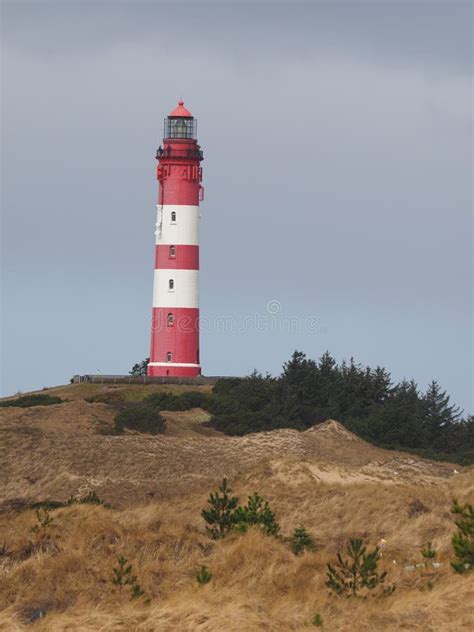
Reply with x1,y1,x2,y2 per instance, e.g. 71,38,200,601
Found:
196,566,212,586
451,500,474,573
66,491,104,506
178,391,211,409
312,613,323,627
144,390,211,412
0,394,63,408
201,480,280,539
31,507,54,533
129,358,149,377
114,404,166,435
290,525,316,555
196,565,212,585
201,479,239,539
326,539,388,596
85,392,125,408
112,557,144,599
234,492,280,536
212,377,244,396
421,542,437,559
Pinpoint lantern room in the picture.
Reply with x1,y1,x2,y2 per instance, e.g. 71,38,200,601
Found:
164,100,197,139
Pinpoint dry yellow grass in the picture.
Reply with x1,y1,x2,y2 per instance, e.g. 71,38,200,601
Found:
0,384,473,631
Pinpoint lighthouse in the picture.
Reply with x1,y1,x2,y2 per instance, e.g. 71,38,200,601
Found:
147,101,204,377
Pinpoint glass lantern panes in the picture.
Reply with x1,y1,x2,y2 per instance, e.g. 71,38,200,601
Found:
164,117,197,139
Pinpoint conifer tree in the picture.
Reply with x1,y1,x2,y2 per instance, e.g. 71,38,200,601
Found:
290,525,316,555
234,492,280,536
421,381,461,449
201,479,239,539
326,539,387,596
129,358,149,376
451,500,474,573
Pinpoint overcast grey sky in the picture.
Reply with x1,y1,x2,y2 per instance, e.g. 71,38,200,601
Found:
1,1,472,411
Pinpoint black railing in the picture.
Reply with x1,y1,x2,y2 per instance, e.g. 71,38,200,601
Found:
72,375,229,385
156,146,203,161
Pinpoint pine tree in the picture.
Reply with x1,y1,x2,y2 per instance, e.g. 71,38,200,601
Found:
451,500,474,573
196,565,212,585
421,381,461,449
376,380,422,448
279,350,318,421
129,358,150,377
234,492,280,536
290,525,316,555
201,479,239,539
326,539,387,596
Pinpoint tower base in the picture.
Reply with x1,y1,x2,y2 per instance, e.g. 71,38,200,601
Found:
147,363,201,377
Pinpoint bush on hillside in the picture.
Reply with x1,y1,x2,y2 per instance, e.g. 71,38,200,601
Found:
114,404,166,435
290,525,316,555
129,358,149,376
201,479,280,539
85,392,126,408
0,394,64,408
201,478,239,539
451,500,474,574
145,390,211,411
196,565,212,585
234,492,280,536
326,539,389,596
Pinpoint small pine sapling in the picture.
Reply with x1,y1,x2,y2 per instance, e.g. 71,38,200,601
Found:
112,557,136,586
31,507,54,533
234,492,280,536
451,500,474,573
196,565,212,585
112,557,144,599
201,479,239,539
421,542,437,559
291,525,316,555
312,613,323,627
326,539,387,597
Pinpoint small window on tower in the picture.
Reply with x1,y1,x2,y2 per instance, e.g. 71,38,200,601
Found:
171,211,177,223
169,245,176,258
166,352,172,362
167,312,174,326
169,279,174,290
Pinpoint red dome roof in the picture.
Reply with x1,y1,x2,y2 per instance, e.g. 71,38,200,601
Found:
169,100,193,118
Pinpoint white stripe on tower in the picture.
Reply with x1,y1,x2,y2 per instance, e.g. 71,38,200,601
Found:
152,269,199,308
155,204,199,245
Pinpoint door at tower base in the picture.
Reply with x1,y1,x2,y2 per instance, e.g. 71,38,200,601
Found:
148,307,201,377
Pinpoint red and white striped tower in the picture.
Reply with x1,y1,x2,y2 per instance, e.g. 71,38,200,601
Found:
147,101,204,377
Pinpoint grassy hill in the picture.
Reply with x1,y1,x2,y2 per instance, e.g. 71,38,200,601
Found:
0,383,472,631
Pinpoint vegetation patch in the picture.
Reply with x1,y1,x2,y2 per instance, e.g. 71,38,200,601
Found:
130,349,472,463
0,394,64,408
201,479,280,539
326,538,391,597
451,500,473,573
114,404,166,435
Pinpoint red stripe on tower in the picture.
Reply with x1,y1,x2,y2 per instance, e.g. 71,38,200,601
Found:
148,101,204,377
154,244,199,270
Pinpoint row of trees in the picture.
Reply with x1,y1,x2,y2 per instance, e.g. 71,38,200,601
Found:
207,351,473,464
